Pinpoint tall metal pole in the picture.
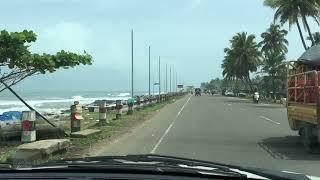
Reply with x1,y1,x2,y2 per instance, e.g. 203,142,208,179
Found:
158,56,161,101
169,67,172,93
165,64,168,93
148,46,151,97
172,69,175,93
152,74,155,95
176,72,178,92
131,29,134,98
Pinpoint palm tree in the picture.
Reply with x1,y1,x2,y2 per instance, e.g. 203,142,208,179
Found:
221,32,261,92
307,32,320,44
259,24,288,54
259,24,288,98
264,0,320,49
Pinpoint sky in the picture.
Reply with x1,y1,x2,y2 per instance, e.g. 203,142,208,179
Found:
0,0,317,91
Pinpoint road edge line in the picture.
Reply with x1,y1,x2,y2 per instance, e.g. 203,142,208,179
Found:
150,95,192,154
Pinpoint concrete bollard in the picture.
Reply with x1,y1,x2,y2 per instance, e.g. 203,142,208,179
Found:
21,111,36,143
143,97,148,108
127,98,134,115
71,101,83,133
149,96,153,106
136,96,141,111
115,100,123,119
99,101,107,126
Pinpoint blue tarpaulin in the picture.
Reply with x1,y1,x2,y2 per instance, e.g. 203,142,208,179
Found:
0,111,22,121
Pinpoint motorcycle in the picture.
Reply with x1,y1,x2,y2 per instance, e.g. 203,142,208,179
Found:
253,92,259,104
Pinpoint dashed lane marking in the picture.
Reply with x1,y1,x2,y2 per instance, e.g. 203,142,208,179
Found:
259,115,281,125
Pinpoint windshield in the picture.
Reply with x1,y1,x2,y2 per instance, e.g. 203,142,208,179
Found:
1,0,320,178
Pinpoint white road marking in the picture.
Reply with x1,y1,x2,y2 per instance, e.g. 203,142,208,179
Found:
150,95,192,154
259,116,281,125
227,104,232,106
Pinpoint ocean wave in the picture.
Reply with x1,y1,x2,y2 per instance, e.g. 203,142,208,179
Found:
0,94,131,114
117,92,131,97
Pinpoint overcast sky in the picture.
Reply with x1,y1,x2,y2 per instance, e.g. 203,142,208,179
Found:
1,0,317,91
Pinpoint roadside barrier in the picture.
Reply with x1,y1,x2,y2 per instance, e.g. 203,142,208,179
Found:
149,96,153,105
70,101,83,133
127,98,134,115
21,110,36,143
99,101,107,126
115,100,123,119
143,97,148,108
136,96,141,111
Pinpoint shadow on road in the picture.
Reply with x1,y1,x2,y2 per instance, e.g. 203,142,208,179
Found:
253,105,284,109
259,136,320,160
222,98,285,109
223,99,252,104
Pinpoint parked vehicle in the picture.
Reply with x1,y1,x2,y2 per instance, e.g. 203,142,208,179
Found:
225,90,234,97
287,45,320,152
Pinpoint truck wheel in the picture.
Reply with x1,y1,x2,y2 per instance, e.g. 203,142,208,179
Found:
301,124,318,153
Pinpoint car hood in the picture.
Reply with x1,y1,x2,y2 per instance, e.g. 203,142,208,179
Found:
18,154,318,180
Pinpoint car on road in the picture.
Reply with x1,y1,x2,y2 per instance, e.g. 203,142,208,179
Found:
225,90,235,97
194,88,201,96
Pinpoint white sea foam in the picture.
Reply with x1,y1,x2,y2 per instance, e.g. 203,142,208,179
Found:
0,93,132,114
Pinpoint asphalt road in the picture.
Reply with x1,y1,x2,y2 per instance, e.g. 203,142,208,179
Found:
94,94,320,176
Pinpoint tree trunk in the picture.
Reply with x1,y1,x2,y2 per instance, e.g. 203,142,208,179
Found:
245,76,254,93
302,15,315,46
296,20,308,50
272,73,276,99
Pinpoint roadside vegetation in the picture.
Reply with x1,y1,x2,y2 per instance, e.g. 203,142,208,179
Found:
0,95,184,163
203,0,320,100
0,30,92,92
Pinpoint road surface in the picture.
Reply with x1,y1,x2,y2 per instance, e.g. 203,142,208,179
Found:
94,94,320,176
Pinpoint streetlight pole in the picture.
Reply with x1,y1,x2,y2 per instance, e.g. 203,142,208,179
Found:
176,72,178,92
152,74,155,95
148,46,151,97
131,29,134,98
158,56,161,102
169,67,172,93
165,64,168,93
172,69,175,93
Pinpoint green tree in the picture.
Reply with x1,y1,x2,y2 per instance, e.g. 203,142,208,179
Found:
259,24,288,97
221,32,261,92
0,30,93,92
264,0,320,49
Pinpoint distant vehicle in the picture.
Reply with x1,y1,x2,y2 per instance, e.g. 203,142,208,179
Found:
195,88,201,96
253,92,259,103
225,90,234,97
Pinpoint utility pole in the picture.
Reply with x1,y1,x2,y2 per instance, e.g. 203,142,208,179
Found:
148,46,151,97
131,29,134,98
158,56,161,102
169,66,172,93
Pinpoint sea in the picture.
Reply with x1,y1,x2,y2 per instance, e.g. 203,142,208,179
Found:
0,90,149,114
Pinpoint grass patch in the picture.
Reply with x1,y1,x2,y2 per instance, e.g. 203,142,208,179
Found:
0,144,18,163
